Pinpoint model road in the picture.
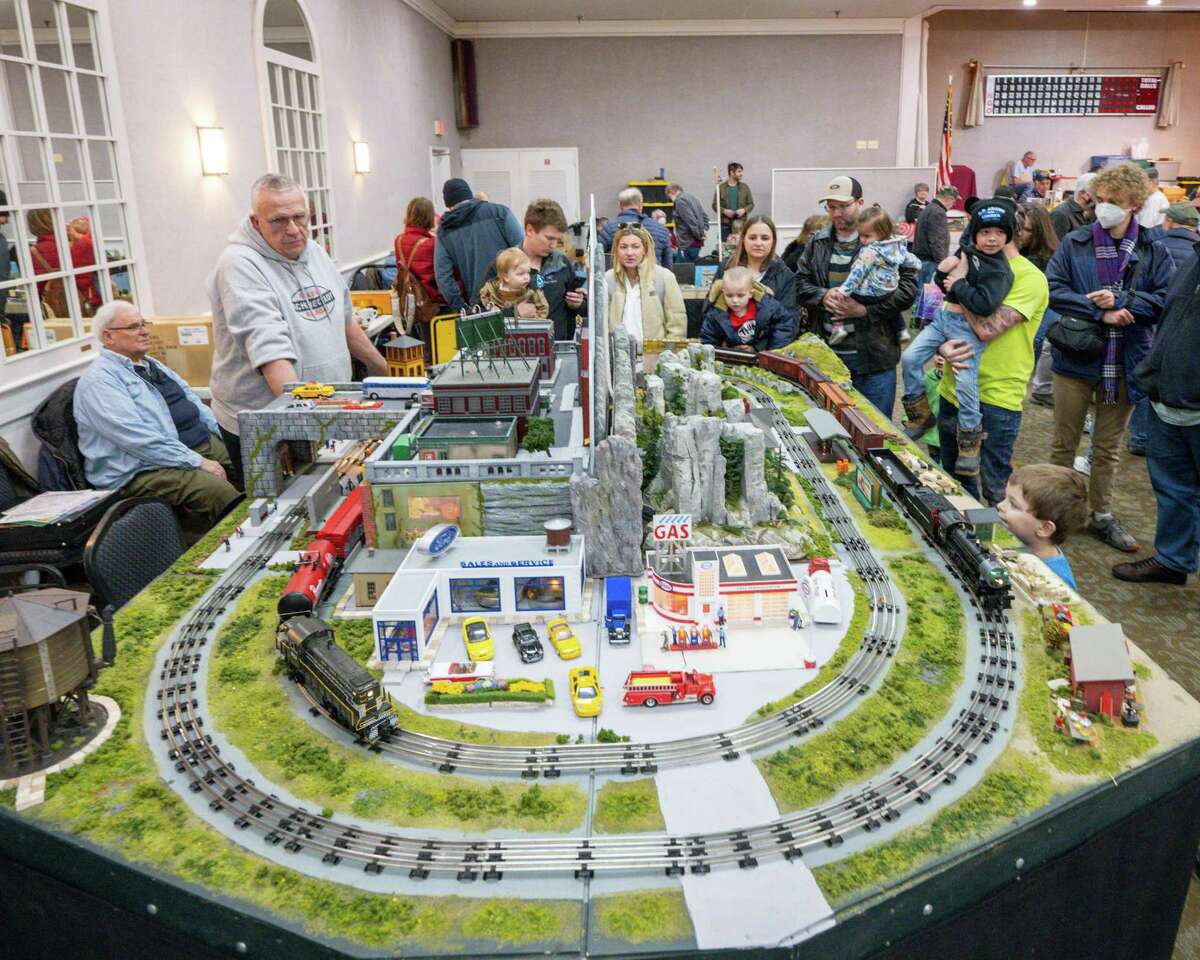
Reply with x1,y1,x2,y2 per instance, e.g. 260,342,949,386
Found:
152,381,1015,878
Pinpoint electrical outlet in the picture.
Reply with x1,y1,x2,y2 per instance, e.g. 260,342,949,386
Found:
855,140,867,150
867,140,879,150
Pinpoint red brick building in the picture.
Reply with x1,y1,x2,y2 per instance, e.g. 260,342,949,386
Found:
1069,623,1134,718
497,318,555,381
430,357,540,419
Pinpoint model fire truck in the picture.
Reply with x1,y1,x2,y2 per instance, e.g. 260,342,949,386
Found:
622,669,716,708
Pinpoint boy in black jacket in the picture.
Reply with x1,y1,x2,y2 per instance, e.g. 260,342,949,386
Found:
900,198,1017,476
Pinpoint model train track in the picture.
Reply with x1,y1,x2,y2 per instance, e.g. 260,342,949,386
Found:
151,386,1015,878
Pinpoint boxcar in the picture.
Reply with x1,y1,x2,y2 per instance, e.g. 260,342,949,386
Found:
838,407,887,456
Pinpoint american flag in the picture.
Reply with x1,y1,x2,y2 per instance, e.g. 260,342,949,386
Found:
936,76,954,191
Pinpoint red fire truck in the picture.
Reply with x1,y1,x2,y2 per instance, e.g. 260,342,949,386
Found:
622,669,716,708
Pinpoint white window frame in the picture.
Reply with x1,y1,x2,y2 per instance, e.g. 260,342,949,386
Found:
253,0,335,259
0,0,149,370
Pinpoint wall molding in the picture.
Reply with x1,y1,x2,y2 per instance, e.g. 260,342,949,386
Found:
454,17,907,38
400,0,458,35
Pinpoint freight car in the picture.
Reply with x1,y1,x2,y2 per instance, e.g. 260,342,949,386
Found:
319,486,365,560
756,351,830,397
276,615,396,741
712,347,759,367
838,407,887,457
278,542,338,619
815,380,854,416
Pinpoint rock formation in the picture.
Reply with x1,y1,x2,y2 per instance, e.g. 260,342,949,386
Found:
570,435,644,577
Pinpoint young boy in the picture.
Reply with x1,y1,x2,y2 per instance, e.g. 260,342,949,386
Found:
699,266,792,352
831,205,921,347
899,197,1018,477
905,183,930,224
478,247,550,319
997,463,1089,590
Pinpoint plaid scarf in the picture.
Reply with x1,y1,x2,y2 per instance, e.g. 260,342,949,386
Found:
1092,217,1139,405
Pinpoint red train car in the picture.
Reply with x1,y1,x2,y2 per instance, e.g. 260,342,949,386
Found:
278,541,338,619
838,406,887,456
317,486,365,560
816,381,854,415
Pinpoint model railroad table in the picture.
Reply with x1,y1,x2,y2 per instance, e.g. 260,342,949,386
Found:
2,335,1199,960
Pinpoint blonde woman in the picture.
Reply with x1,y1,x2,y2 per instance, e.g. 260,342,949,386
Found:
604,224,686,345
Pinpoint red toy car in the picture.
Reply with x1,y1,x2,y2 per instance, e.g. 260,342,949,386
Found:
622,669,716,707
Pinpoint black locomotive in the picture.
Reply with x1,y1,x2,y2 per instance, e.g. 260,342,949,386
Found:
867,448,1012,610
276,615,396,741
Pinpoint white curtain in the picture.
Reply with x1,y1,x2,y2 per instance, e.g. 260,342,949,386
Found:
964,59,986,128
1157,61,1182,129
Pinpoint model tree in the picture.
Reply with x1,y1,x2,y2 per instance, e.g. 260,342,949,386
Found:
521,417,555,456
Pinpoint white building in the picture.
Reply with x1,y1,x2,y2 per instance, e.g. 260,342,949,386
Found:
372,534,585,663
647,545,798,625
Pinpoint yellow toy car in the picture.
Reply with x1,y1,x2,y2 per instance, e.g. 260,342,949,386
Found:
546,618,581,660
461,617,494,661
291,381,336,399
569,666,603,717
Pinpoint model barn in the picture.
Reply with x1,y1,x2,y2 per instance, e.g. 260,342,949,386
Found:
1069,623,1134,718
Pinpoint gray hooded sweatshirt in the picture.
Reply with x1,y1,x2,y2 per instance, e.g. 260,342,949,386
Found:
208,217,352,433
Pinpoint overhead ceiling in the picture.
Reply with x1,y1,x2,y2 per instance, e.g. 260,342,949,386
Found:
434,0,1198,22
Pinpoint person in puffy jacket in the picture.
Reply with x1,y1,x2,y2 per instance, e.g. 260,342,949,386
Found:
604,224,685,346
433,178,524,310
394,197,444,308
700,267,793,352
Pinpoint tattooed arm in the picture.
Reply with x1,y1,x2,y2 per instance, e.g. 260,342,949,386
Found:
961,303,1027,342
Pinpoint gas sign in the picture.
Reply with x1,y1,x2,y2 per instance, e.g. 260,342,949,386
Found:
652,514,692,542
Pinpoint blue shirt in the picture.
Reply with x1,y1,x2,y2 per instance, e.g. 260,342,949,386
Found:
1041,550,1077,591
74,349,220,489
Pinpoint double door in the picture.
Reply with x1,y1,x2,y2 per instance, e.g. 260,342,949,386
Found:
460,148,580,224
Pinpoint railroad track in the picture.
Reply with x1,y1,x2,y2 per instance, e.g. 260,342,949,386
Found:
151,384,1015,879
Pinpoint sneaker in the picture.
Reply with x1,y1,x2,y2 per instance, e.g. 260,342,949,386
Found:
1112,556,1187,584
1028,392,1054,408
1088,515,1139,553
1073,455,1091,477
898,328,912,345
828,325,848,346
1084,412,1095,434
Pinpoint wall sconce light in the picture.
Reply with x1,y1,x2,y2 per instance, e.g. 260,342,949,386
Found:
197,126,227,176
353,141,371,174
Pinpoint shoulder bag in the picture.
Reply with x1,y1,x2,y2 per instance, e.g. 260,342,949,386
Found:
1046,256,1145,361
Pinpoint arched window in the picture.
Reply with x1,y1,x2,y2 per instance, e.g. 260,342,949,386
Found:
0,0,139,361
257,0,334,257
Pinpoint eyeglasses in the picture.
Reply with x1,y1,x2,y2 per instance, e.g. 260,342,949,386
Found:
107,320,151,332
265,214,310,229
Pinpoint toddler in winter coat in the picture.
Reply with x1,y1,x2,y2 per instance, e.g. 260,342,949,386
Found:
478,247,549,319
829,205,921,346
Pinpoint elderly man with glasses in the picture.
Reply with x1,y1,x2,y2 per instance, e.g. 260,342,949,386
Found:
74,300,239,534
208,173,387,487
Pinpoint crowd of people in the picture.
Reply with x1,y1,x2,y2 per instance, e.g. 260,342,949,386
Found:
65,157,1200,597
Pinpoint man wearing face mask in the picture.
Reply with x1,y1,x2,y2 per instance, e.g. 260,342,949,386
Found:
1044,163,1176,553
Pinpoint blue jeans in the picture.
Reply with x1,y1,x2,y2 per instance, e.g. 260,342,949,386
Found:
1127,397,1149,452
677,245,702,263
902,307,984,430
938,396,1023,506
840,350,897,420
1146,407,1200,574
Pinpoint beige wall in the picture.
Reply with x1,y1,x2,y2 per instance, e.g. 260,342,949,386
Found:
926,11,1200,190
463,34,904,223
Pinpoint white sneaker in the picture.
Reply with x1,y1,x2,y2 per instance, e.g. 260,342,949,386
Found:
828,324,848,346
899,329,912,344
1073,455,1091,477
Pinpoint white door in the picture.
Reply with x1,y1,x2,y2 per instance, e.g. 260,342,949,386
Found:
430,147,453,214
461,148,580,224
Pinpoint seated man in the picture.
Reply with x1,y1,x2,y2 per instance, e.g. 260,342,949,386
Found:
74,301,239,534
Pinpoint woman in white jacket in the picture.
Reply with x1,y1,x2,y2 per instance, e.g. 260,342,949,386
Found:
605,224,687,345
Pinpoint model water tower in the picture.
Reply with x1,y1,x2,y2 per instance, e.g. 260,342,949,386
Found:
0,589,96,773
544,518,572,554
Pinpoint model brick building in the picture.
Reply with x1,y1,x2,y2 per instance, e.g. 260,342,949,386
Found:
1069,623,1134,717
430,357,540,418
383,335,427,378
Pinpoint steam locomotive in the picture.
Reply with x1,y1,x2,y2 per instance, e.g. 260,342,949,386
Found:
868,447,1011,610
276,614,396,741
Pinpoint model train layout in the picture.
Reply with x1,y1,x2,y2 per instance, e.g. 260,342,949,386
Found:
4,215,1193,960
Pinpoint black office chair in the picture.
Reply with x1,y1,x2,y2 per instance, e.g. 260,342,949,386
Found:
84,497,186,663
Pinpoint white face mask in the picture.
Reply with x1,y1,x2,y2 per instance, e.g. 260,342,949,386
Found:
1094,202,1129,230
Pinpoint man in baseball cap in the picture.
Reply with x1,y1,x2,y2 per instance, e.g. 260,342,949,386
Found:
1156,201,1198,270
795,173,919,418
820,175,864,204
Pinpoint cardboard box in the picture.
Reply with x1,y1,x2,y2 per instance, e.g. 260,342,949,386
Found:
351,290,393,316
146,315,214,387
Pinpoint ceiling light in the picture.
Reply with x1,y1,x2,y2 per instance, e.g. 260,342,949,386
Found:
1022,0,1037,6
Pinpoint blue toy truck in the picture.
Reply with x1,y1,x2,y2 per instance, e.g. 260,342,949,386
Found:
605,576,632,645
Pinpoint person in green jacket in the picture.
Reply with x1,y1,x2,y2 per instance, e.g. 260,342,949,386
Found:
713,162,754,240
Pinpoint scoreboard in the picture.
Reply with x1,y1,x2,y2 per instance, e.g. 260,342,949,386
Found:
985,74,1162,117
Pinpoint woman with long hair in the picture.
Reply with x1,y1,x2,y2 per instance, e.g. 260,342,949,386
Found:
604,224,686,346
718,214,797,337
394,197,444,308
